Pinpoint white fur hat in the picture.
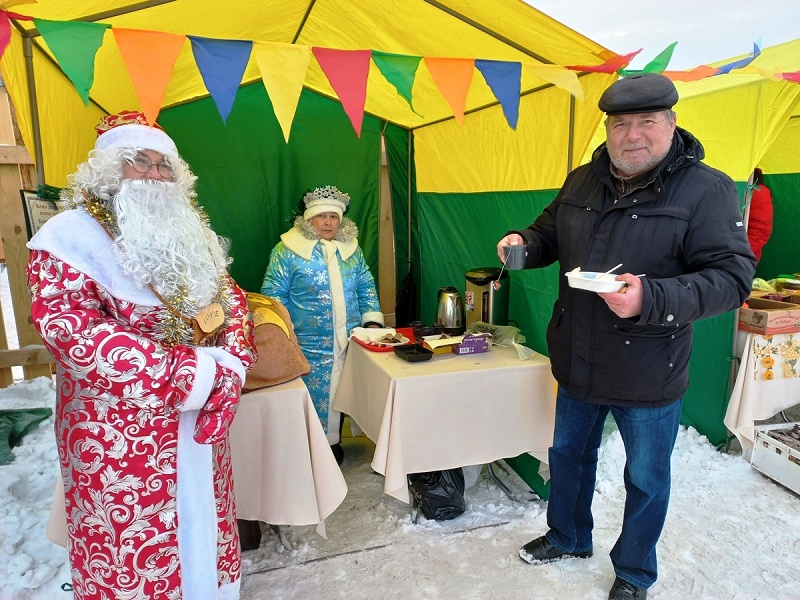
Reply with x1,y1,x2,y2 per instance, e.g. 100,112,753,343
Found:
303,185,350,220
94,110,178,157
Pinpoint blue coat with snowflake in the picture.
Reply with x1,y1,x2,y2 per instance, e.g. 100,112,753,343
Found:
261,216,383,441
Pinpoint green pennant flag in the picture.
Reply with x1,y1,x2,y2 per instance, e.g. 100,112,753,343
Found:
618,42,678,77
372,51,422,115
35,18,110,105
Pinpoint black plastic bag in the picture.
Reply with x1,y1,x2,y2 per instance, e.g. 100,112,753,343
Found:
408,468,466,521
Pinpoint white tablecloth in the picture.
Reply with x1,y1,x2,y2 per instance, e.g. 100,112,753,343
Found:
725,331,800,453
333,343,557,503
47,377,347,544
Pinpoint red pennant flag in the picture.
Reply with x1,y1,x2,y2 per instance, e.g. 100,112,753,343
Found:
779,71,800,83
567,50,642,73
1,11,34,61
312,47,372,137
113,28,185,126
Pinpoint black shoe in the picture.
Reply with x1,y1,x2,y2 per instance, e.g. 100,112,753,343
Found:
608,577,647,600
330,443,344,466
518,535,593,565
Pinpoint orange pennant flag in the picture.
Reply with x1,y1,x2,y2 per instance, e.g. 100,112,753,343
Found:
113,28,185,125
424,57,475,124
567,50,641,73
664,65,717,82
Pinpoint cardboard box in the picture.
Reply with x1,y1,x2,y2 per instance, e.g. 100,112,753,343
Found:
750,423,800,495
738,296,800,335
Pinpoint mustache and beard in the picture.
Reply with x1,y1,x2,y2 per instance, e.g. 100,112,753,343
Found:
111,179,230,310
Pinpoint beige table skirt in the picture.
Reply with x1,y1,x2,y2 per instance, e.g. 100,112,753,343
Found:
47,377,347,545
724,331,800,454
334,343,557,503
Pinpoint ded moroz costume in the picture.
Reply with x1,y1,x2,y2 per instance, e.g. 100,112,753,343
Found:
27,111,256,599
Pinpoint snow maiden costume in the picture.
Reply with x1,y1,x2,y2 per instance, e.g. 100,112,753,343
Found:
260,186,383,446
26,111,256,600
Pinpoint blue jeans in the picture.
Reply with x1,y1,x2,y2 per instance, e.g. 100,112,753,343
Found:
545,386,682,589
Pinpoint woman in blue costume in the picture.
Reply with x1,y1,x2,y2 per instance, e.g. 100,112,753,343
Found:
261,186,383,464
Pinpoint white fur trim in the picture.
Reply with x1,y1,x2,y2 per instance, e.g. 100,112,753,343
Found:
183,349,217,412
218,580,241,600
280,227,316,260
361,311,384,327
177,409,218,599
199,346,246,383
303,202,343,221
95,123,178,157
27,209,160,306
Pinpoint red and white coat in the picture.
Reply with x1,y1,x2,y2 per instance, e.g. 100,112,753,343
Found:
27,208,257,600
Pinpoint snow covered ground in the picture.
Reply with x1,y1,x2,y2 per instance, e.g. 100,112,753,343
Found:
2,375,800,600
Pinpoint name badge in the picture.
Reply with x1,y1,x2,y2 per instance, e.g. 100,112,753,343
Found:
196,302,224,333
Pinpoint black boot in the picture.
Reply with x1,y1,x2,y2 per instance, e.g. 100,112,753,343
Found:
608,577,647,600
330,443,344,466
518,535,593,565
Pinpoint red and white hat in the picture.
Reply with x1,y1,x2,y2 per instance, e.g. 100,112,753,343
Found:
94,110,178,157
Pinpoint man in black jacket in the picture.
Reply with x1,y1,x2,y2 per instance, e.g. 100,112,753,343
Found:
497,73,755,600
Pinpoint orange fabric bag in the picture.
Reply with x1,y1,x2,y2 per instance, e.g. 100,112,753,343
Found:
243,293,310,391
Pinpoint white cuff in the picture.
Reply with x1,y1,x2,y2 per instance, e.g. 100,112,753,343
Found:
182,349,217,412
361,311,384,326
198,346,246,383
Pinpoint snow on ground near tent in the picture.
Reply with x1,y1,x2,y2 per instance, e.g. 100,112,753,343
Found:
2,378,799,600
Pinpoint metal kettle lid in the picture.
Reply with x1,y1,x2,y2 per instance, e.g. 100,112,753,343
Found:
466,266,508,286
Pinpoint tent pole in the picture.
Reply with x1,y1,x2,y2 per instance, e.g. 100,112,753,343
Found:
22,35,45,187
567,95,576,174
407,129,412,270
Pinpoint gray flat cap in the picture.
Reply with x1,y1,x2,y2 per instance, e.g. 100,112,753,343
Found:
598,73,679,115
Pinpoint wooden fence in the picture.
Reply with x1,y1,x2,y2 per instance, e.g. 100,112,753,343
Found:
0,88,55,387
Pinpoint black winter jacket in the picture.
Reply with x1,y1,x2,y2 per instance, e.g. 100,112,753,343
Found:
515,127,756,406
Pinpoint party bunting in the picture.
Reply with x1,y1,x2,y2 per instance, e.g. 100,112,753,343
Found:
523,63,584,100
619,42,678,76
0,11,33,60
113,28,185,126
371,51,423,114
567,49,641,73
715,42,761,75
35,19,109,106
424,57,474,125
189,36,253,124
312,47,372,137
475,59,521,129
253,42,311,142
664,65,718,82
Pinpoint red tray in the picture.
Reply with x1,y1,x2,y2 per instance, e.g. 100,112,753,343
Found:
351,327,416,353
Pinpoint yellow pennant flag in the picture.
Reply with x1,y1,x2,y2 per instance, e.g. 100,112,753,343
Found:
113,28,185,125
424,57,474,125
253,42,311,143
523,63,584,101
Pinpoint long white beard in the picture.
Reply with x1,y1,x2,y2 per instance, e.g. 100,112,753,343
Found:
112,179,229,309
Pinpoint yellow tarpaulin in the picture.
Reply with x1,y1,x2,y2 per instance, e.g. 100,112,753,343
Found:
1,0,614,191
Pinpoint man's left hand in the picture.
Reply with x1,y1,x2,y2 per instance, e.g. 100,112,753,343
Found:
597,273,643,318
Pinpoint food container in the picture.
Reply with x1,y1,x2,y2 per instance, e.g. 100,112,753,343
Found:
451,333,491,355
393,344,434,362
750,423,800,495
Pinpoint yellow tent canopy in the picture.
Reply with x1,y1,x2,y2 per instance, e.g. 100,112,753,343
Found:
1,0,616,191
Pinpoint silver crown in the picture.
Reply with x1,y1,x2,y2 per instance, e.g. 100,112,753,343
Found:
303,185,350,208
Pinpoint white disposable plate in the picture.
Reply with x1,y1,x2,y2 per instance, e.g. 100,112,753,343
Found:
566,271,626,293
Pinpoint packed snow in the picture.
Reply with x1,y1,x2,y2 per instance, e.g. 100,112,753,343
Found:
2,375,799,600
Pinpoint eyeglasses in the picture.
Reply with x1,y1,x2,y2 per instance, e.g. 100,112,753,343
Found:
129,154,174,178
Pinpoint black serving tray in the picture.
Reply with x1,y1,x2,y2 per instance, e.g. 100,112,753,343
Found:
393,344,433,362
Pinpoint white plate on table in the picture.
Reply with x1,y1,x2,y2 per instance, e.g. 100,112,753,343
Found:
566,271,626,293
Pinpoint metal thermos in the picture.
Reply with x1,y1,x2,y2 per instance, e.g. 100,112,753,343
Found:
435,287,466,335
465,267,509,327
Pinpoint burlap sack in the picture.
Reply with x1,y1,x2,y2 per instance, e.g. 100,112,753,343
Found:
243,293,310,391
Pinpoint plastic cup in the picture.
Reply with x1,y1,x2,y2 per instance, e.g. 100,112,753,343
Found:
503,244,527,270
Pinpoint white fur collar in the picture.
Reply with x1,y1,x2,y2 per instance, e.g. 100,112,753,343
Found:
27,208,160,306
280,216,359,261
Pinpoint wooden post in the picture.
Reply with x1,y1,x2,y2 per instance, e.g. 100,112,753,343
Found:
378,137,397,327
0,88,52,381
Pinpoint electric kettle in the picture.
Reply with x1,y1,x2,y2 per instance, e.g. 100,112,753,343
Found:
436,286,466,335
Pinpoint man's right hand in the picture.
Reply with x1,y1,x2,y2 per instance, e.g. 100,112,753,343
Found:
497,234,525,263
